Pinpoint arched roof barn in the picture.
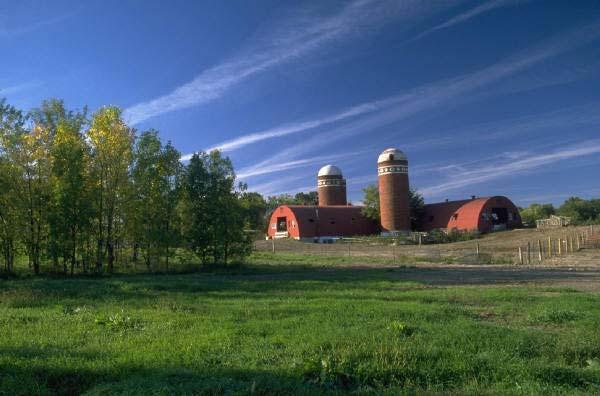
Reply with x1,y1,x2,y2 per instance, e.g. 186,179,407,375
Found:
267,205,379,240
419,196,522,233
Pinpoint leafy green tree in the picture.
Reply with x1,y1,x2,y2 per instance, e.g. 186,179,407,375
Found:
294,191,318,205
28,99,87,272
181,152,212,264
182,151,251,265
159,141,184,269
0,100,27,272
130,131,183,270
130,130,163,268
409,189,425,230
557,197,600,225
519,203,555,226
87,107,134,272
361,184,380,222
20,125,53,274
205,151,251,264
240,191,267,231
49,118,92,275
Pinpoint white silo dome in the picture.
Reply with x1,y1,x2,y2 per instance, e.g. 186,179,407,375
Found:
318,164,343,177
378,148,407,163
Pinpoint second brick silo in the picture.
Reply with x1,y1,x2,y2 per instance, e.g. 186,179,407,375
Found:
377,148,410,234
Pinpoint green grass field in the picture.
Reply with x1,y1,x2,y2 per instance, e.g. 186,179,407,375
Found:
2,255,600,395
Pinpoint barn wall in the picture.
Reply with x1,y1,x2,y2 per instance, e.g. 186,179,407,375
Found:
267,205,379,239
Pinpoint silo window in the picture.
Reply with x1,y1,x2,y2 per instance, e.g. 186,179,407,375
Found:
308,218,315,223
390,154,394,160
329,219,336,225
429,216,434,222
452,214,459,220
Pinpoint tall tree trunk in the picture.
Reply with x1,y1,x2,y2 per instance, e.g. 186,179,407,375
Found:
165,219,170,272
107,207,114,273
27,175,39,274
71,227,76,276
96,172,104,272
132,243,138,263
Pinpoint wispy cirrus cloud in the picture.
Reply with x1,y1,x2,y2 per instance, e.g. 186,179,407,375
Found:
123,0,462,125
237,150,365,179
0,80,43,96
236,19,600,181
404,102,600,153
203,102,382,154
0,11,77,38
419,140,600,198
410,0,526,42
248,177,315,196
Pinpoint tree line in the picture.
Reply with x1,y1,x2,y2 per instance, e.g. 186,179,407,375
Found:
519,198,600,226
0,99,262,274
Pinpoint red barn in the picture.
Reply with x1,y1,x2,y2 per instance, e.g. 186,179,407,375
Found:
419,196,522,233
267,205,379,240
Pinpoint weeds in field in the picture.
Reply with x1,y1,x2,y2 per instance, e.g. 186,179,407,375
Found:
532,309,581,324
62,305,88,315
386,320,416,336
95,310,144,332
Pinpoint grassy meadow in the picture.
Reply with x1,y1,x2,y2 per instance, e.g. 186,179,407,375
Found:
1,254,600,395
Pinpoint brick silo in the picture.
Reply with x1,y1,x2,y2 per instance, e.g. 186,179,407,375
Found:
317,165,347,206
377,148,410,234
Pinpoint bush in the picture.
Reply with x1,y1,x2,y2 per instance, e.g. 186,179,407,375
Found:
423,229,481,244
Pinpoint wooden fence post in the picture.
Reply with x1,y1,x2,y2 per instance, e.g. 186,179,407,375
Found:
272,238,275,253
557,238,562,255
527,242,531,265
476,242,480,259
538,240,543,263
518,246,523,265
548,237,552,258
418,233,422,246
347,241,351,257
569,236,574,253
577,234,581,250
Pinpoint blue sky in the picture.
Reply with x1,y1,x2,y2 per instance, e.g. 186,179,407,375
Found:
2,0,600,206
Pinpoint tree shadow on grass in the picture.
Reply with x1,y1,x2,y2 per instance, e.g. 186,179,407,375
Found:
1,266,599,309
2,342,600,396
0,361,327,396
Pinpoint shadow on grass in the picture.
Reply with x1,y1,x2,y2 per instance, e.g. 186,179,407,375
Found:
0,361,325,396
1,265,599,309
2,342,600,395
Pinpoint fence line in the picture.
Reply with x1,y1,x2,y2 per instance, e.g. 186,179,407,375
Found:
256,226,597,266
